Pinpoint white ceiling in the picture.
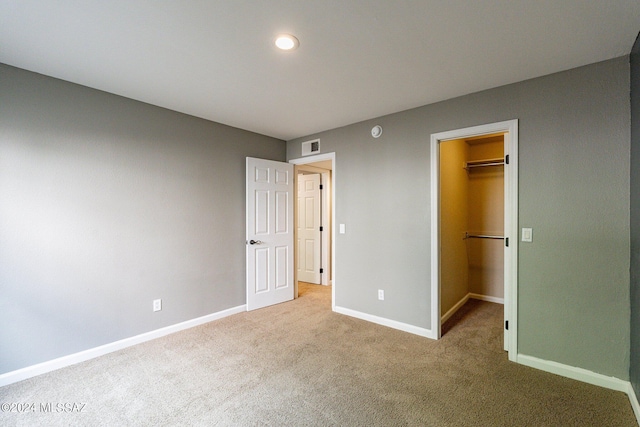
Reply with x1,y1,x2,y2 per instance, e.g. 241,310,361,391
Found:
1,1,639,141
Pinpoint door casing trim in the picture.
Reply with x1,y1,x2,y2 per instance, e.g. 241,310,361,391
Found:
289,152,336,310
430,120,518,361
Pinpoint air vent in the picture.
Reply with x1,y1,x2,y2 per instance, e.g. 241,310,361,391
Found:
301,139,320,156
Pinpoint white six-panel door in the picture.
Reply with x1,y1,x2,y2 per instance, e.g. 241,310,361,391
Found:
246,157,294,311
297,173,321,284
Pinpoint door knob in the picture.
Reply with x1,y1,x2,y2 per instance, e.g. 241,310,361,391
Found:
249,240,263,245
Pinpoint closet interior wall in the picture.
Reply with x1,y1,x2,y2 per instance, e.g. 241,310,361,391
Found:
440,135,504,318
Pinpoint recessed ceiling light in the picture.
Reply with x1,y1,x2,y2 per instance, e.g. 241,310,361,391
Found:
275,34,299,51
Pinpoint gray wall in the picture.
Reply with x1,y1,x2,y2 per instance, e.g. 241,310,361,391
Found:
0,64,285,374
288,57,631,379
631,33,640,401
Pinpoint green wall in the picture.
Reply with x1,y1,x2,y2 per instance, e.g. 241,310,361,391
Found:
0,64,285,374
288,57,631,379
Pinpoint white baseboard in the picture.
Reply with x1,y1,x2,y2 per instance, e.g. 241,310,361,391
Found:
517,354,640,425
629,382,640,425
469,293,504,304
334,306,435,339
517,354,629,392
0,304,246,387
441,294,470,324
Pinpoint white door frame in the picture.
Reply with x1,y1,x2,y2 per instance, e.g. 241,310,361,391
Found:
290,152,336,310
430,120,518,361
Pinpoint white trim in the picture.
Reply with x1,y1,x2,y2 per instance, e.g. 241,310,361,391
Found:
628,383,640,425
516,354,629,392
430,119,518,362
441,294,470,324
0,304,246,387
469,293,504,304
289,152,336,310
518,354,640,425
504,122,519,360
430,137,440,339
335,306,435,339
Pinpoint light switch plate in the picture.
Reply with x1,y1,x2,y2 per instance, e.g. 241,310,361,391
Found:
339,224,346,234
522,228,532,242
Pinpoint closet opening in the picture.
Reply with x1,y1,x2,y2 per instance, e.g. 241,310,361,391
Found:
430,120,518,361
439,133,504,343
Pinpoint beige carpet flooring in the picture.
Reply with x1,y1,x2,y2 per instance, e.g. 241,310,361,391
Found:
0,283,637,426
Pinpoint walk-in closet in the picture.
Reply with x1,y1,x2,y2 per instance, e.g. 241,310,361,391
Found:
439,133,505,331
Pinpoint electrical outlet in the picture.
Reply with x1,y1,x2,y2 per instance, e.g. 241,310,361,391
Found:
153,299,162,312
378,289,384,301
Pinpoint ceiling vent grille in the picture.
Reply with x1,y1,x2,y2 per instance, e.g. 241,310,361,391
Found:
301,139,320,156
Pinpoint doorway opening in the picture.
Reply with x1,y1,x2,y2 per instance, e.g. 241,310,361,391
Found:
296,167,330,286
289,153,336,309
439,133,505,337
430,120,518,361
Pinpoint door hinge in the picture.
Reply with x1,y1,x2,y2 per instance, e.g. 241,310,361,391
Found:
320,268,324,274
505,154,510,165
319,184,323,190
320,226,324,232
505,237,509,247
505,320,509,330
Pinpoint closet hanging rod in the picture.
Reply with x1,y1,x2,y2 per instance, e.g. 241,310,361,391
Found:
464,232,504,240
464,158,505,170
